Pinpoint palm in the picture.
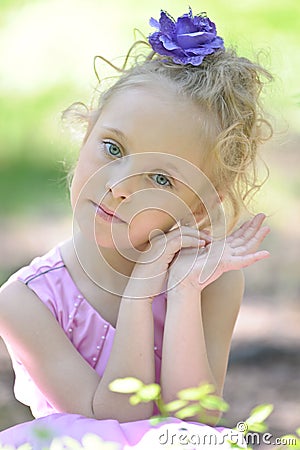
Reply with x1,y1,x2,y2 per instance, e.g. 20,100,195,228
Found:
168,213,270,291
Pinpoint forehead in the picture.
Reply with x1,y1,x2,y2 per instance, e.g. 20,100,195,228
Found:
96,84,206,168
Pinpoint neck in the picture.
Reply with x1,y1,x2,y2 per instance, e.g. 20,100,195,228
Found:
70,230,136,295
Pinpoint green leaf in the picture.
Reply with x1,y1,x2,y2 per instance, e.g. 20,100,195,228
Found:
149,416,168,426
175,404,201,419
280,434,298,441
200,395,229,412
280,435,300,449
108,377,143,394
129,394,141,406
81,433,119,450
136,384,161,402
245,422,267,433
227,440,249,450
58,436,82,449
177,384,215,401
296,428,300,437
246,404,273,426
164,399,188,412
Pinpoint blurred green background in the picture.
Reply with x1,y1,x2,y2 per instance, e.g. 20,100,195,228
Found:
0,0,299,219
0,0,299,439
1,0,299,287
0,0,299,212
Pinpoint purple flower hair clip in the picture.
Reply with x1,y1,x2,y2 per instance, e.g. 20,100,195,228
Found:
148,8,225,66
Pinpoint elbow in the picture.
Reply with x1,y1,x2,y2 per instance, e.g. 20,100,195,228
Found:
179,405,222,427
200,408,223,426
93,395,154,422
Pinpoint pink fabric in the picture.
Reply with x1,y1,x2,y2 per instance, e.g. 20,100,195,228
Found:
4,245,166,418
0,246,231,449
0,414,230,449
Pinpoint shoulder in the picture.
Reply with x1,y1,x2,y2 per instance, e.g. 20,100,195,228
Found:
0,279,97,417
0,245,74,323
0,280,55,336
0,278,78,378
0,278,35,309
0,279,62,363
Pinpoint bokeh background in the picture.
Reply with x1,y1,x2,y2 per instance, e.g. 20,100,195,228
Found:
0,0,299,447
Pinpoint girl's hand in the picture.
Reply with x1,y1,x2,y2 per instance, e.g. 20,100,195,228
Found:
167,213,271,293
123,226,210,300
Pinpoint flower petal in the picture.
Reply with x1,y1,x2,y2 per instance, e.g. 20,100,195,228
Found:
176,31,216,48
148,8,225,67
173,54,206,66
149,17,160,30
176,16,198,35
158,11,176,37
193,16,216,33
160,34,181,51
185,46,215,57
149,33,183,58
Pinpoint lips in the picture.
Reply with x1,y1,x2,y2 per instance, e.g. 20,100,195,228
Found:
93,201,125,223
99,203,116,217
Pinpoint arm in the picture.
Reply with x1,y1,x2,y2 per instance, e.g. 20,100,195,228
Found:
0,281,155,422
0,228,206,422
92,296,155,420
161,213,269,423
161,270,244,413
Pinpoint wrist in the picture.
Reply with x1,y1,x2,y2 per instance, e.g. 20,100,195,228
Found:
167,281,202,302
121,293,154,305
167,275,204,296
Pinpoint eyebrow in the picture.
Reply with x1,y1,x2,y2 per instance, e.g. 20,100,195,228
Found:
102,126,128,144
162,163,189,184
102,126,189,184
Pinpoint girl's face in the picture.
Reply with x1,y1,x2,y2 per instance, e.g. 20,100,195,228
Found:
71,84,210,250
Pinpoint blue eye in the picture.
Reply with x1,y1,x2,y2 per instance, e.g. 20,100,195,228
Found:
103,141,122,158
151,173,172,188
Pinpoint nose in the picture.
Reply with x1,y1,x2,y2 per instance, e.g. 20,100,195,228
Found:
105,173,137,200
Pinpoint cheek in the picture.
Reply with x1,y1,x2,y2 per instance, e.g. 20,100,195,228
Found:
129,210,176,239
70,153,107,210
70,165,84,210
70,170,78,210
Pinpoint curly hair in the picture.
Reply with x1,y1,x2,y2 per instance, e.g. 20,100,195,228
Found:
64,44,273,232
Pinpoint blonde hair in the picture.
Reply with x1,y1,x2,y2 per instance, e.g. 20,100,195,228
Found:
64,45,273,232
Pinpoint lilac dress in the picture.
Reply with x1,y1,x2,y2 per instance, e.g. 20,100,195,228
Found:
0,246,232,449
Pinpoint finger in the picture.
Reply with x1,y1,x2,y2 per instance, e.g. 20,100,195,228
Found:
229,214,267,248
198,230,212,243
227,217,254,242
150,226,209,245
226,218,254,245
142,235,206,266
154,235,205,258
166,236,206,253
179,226,212,241
233,213,266,238
234,250,270,268
212,250,269,275
231,226,270,256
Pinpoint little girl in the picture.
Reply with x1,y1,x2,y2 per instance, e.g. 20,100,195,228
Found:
0,8,272,449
